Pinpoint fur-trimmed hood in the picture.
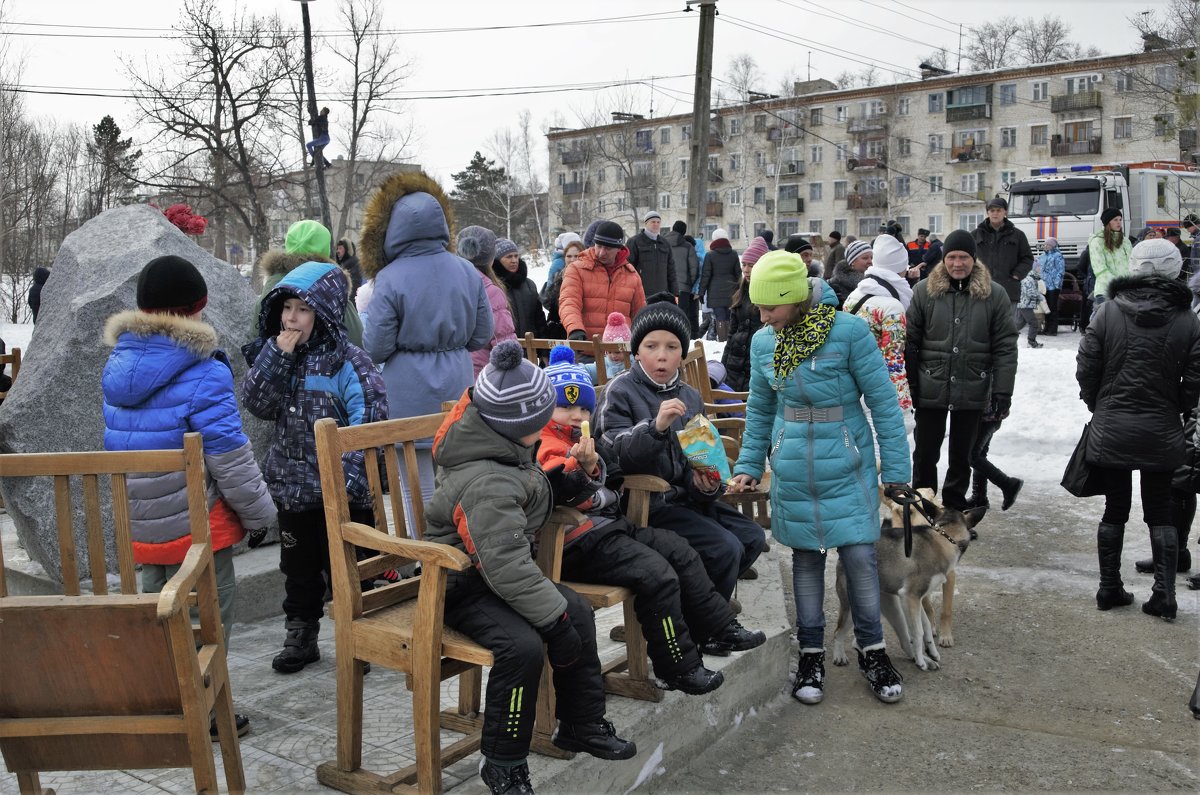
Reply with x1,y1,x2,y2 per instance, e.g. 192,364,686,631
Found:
358,170,457,280
104,309,218,358
1107,273,1193,327
258,249,334,279
925,260,994,300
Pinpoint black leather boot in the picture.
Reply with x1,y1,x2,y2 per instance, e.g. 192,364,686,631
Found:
552,719,636,760
658,663,724,695
1000,477,1024,511
1142,525,1178,621
967,469,990,511
1096,523,1134,610
480,759,535,795
1135,522,1192,574
272,617,321,673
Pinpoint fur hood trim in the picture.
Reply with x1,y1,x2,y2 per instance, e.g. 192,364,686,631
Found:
259,249,334,278
359,170,456,280
926,260,993,300
1108,273,1193,306
103,310,219,358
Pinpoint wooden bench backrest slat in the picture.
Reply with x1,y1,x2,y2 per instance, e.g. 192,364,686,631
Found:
110,474,138,592
83,474,108,595
54,475,81,595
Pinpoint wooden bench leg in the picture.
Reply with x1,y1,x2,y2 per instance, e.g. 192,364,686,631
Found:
15,771,47,795
602,599,664,703
212,678,246,793
333,653,366,773
531,653,575,759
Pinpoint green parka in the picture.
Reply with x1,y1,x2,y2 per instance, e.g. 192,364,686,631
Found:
424,392,565,631
905,260,1018,410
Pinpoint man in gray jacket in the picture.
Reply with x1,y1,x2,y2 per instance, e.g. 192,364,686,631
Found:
666,220,700,335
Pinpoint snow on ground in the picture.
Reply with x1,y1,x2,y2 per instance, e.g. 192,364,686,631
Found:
0,323,33,355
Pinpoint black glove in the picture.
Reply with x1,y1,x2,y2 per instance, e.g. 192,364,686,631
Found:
991,393,1011,420
568,330,587,341
246,525,272,549
539,611,583,670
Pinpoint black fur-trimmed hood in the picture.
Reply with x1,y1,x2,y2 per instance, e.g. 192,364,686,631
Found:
358,170,457,280
1108,273,1193,327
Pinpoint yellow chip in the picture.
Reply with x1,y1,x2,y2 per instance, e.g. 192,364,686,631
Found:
581,420,590,439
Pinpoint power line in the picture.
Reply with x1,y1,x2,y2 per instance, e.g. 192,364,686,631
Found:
719,15,920,80
886,0,969,31
852,0,963,36
772,0,931,50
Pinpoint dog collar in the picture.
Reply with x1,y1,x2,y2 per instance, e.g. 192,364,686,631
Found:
932,524,966,555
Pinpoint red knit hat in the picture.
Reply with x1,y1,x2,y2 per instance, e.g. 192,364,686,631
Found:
741,236,770,266
602,312,632,343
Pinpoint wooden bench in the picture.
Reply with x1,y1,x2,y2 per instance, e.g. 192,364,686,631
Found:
518,332,629,391
0,433,244,794
0,345,20,401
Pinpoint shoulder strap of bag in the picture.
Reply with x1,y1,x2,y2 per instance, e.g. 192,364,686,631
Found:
845,274,900,315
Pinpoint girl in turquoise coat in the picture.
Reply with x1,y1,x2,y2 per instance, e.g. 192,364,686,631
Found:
731,250,912,707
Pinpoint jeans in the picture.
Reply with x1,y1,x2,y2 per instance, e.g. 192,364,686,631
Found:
142,546,236,647
791,544,883,650
305,133,330,157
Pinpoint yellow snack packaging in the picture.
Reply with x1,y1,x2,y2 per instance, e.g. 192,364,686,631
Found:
675,414,732,483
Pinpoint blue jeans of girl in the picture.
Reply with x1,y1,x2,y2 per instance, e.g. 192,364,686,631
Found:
792,543,883,649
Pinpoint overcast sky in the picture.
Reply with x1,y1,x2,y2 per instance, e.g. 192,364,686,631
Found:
3,0,1173,185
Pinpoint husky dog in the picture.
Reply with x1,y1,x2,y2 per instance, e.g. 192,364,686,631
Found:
831,489,984,671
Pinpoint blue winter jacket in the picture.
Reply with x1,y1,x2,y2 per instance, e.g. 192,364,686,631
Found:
1039,249,1066,291
103,311,277,560
547,250,566,285
362,191,492,443
733,279,911,552
242,262,388,511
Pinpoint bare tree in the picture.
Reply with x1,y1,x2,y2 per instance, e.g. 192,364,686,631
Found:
1016,15,1092,64
967,16,1022,71
859,66,881,88
921,48,950,70
1125,1,1200,144
126,0,289,277
516,110,547,252
330,0,414,242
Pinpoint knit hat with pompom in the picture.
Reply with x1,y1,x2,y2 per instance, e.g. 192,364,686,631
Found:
602,312,632,343
473,340,557,442
544,345,596,412
456,225,497,269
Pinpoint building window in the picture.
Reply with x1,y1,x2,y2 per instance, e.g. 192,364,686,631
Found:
708,155,719,172
660,192,671,209
660,127,671,144
835,105,848,122
682,124,692,140
928,92,944,113
728,223,741,240
1114,117,1132,139
999,84,1017,105
809,182,823,201
1154,65,1178,90
896,137,912,156
597,200,606,215
635,130,653,151
928,175,943,194
778,184,799,201
959,213,983,231
928,134,944,153
754,150,766,168
680,192,688,208
834,219,848,235
894,176,911,197
1000,170,1017,187
679,159,689,176
960,173,979,193
834,180,848,200
754,113,767,132
594,168,604,184
616,197,626,211
660,160,669,177
730,153,741,171
897,98,910,116
1000,127,1017,148
754,186,767,204
1030,125,1048,146
858,217,882,236
1155,114,1175,136
810,107,823,126
810,145,823,163
809,220,823,234
1115,71,1134,92
927,214,943,234
729,117,742,136
729,188,742,206
753,222,766,237
835,143,849,161
779,221,799,237
895,216,911,234
1032,81,1049,101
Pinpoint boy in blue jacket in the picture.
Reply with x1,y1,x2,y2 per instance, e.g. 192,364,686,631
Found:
242,261,387,674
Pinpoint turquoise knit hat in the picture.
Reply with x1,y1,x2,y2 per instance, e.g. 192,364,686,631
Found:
748,250,810,306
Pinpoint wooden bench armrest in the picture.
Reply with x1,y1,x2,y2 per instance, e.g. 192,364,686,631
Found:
705,401,747,414
621,474,672,493
157,543,211,620
549,506,588,526
343,521,472,571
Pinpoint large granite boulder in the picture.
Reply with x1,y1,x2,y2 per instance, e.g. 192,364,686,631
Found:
0,205,272,582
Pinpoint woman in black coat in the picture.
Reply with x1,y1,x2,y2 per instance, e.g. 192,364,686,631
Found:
720,260,763,392
1076,239,1200,620
492,238,547,340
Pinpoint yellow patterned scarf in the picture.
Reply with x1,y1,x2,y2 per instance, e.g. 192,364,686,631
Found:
773,303,836,379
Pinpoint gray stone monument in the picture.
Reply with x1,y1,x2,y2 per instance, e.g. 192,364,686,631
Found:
0,205,271,582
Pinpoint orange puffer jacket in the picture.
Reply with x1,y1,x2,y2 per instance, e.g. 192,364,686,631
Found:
558,247,646,338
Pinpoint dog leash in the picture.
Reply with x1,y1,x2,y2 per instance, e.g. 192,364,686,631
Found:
884,485,927,558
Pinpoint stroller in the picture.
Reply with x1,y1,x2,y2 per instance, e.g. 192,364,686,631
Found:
1057,270,1085,331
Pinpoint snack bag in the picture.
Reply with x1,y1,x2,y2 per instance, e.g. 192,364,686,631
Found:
675,414,732,484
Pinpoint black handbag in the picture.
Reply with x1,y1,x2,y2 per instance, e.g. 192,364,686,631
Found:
1062,422,1104,497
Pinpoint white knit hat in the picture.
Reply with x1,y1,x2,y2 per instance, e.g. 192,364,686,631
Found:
1129,238,1183,279
712,228,729,242
871,234,909,274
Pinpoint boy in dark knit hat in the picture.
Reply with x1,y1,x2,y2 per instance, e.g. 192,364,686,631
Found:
593,294,766,619
103,254,277,738
538,346,764,696
425,340,635,794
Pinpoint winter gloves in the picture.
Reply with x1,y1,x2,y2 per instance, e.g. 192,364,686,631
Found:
990,393,1012,420
540,611,583,669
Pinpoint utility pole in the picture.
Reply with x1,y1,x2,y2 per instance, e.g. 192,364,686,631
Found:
685,0,716,237
295,0,332,241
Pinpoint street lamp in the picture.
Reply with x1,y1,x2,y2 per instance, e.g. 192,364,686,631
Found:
291,0,332,241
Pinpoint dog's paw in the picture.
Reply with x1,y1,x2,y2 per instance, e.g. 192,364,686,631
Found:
937,630,955,648
925,641,941,662
831,645,849,666
920,657,940,671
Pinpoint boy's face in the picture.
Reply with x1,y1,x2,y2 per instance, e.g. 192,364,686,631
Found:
281,297,317,344
636,330,683,383
552,404,591,428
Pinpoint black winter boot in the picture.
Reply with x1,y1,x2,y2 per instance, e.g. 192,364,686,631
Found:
856,644,903,703
658,663,724,695
1136,522,1192,574
551,719,636,760
480,759,535,795
1142,525,1178,621
1190,674,1200,720
792,649,825,705
1000,477,1024,511
700,618,766,656
1096,523,1134,610
967,469,990,511
272,617,321,673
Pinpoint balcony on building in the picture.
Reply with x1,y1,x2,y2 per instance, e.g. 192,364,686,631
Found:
560,148,588,165
708,167,724,182
1051,136,1103,157
624,174,653,190
767,126,783,141
848,116,888,134
780,160,805,176
948,143,992,163
562,180,589,195
848,155,886,170
1051,90,1102,113
777,197,805,214
945,85,993,123
945,187,990,205
706,201,724,217
847,193,887,210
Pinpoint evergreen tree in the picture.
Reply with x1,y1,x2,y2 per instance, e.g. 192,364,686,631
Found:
86,115,141,217
449,151,512,233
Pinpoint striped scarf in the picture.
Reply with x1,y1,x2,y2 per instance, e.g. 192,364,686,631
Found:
772,303,836,379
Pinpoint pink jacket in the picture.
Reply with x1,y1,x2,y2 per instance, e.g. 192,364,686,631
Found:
471,271,518,376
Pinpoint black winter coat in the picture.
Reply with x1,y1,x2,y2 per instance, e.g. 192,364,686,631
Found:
28,266,50,322
494,259,548,340
972,219,1034,302
665,230,699,296
627,230,679,297
700,241,741,308
1077,274,1200,471
721,287,762,392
